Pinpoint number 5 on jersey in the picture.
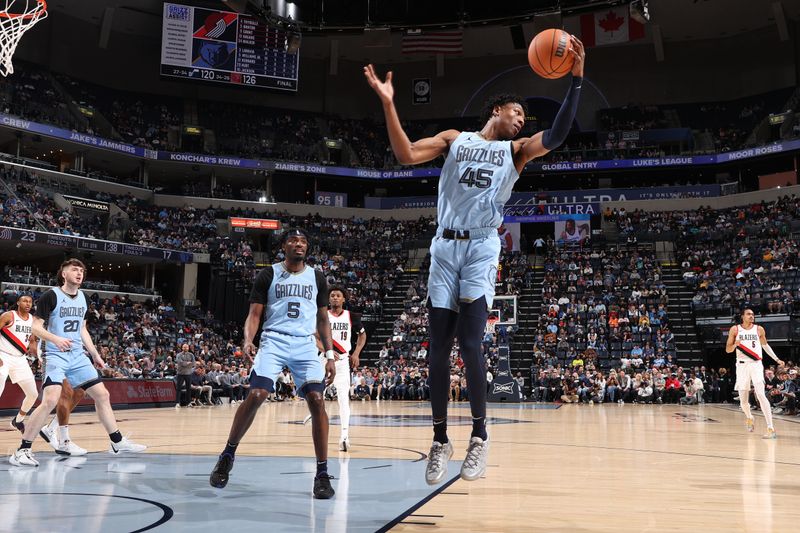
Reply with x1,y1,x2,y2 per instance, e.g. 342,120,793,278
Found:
287,302,300,318
459,167,493,189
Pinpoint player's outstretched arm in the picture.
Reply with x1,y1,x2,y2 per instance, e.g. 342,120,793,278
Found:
363,64,458,165
724,326,739,353
758,325,784,366
513,36,585,173
316,307,336,384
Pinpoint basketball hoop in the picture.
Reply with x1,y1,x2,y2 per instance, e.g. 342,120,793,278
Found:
0,0,47,77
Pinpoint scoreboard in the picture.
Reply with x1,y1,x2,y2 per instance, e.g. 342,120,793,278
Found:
160,3,299,91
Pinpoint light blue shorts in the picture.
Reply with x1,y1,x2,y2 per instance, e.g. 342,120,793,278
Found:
43,352,101,389
426,232,501,312
252,332,324,398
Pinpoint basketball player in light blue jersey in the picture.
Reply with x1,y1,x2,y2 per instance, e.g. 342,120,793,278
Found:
365,35,585,484
9,258,146,467
210,228,338,499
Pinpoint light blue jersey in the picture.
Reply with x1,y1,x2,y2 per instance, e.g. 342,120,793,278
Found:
36,288,87,358
437,132,519,231
249,263,327,337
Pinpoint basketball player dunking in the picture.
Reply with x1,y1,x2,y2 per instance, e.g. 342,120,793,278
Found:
311,286,367,452
365,36,585,484
0,294,39,433
9,258,146,467
210,229,338,499
725,308,784,439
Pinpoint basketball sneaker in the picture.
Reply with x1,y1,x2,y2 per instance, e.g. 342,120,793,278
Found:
210,453,235,488
39,423,58,450
425,440,454,485
10,418,24,433
460,436,490,481
762,428,777,440
109,436,147,454
57,440,88,456
313,473,335,499
339,437,350,452
745,418,754,433
9,448,39,467
303,414,312,425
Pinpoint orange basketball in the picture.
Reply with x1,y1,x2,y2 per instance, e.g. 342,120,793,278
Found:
528,28,575,80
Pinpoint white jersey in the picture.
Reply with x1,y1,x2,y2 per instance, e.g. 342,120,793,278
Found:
0,311,33,357
329,309,363,360
735,324,762,363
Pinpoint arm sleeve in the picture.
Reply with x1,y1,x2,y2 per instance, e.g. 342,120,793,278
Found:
315,270,328,308
35,290,57,325
352,313,365,334
249,266,274,305
541,76,582,150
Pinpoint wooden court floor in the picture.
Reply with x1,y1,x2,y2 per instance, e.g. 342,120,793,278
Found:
2,399,799,532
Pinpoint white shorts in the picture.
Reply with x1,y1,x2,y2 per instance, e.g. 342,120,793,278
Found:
333,358,351,395
0,352,35,384
735,360,765,391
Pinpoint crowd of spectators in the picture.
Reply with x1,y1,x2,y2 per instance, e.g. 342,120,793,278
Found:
612,196,800,316
538,246,675,371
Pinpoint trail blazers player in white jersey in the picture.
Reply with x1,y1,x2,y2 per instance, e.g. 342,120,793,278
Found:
0,294,39,433
366,37,585,484
312,286,366,452
726,308,784,439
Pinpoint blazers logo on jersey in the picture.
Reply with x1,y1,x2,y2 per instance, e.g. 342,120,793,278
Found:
492,382,514,395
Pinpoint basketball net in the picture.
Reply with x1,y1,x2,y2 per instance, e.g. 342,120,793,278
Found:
0,0,47,77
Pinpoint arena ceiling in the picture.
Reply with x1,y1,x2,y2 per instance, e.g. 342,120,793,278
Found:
46,0,800,42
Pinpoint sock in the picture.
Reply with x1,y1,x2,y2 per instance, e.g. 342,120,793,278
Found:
222,441,238,457
15,412,25,423
19,439,32,450
48,416,59,431
472,416,488,440
58,425,70,443
109,430,123,444
341,428,348,441
433,418,448,444
316,460,328,478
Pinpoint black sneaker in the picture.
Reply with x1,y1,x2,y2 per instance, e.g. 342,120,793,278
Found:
210,453,234,488
10,418,24,433
313,473,335,499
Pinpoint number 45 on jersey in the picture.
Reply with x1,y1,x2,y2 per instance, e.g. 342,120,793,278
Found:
459,167,494,189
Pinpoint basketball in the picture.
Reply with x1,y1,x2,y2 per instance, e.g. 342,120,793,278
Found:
528,28,575,79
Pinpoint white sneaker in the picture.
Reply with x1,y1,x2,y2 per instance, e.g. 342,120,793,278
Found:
460,436,490,481
9,448,39,467
109,436,147,454
57,440,88,456
40,424,60,452
339,437,350,452
302,414,312,425
425,440,454,485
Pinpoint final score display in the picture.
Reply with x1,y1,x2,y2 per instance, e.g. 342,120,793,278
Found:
160,3,299,91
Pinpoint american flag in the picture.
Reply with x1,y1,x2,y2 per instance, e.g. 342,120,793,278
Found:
401,30,463,55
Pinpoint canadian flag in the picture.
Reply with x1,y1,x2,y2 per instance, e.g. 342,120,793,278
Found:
580,7,645,47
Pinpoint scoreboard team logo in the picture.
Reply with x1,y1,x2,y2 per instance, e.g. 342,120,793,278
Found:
193,10,237,42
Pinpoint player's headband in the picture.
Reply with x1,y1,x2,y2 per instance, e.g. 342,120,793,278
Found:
281,228,309,245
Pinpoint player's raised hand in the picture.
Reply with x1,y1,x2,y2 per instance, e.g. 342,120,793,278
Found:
363,64,394,104
325,359,336,386
569,35,585,77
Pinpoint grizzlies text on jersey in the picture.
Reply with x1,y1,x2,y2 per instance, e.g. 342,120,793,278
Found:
249,263,328,337
437,132,519,231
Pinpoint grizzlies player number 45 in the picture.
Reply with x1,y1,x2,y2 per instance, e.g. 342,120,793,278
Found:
459,167,494,189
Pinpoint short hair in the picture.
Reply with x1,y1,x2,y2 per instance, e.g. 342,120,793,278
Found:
281,227,309,245
57,258,86,285
479,93,528,126
329,285,346,297
16,293,33,302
